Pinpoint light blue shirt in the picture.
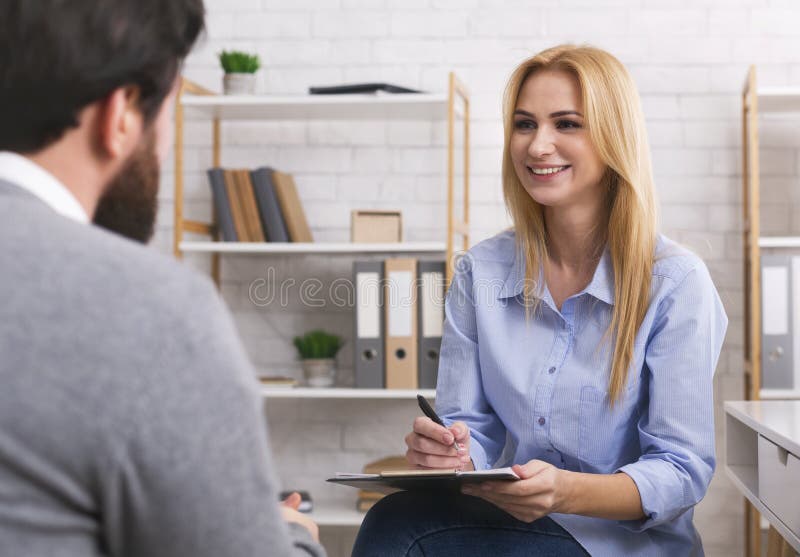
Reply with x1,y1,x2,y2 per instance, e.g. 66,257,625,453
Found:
436,230,728,557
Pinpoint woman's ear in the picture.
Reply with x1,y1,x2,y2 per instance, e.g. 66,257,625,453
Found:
96,85,143,160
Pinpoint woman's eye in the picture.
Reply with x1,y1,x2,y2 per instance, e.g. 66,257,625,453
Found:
556,119,581,130
514,120,536,130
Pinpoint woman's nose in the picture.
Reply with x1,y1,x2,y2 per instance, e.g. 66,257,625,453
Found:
528,129,555,158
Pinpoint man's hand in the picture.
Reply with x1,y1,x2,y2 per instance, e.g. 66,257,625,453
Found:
280,492,320,542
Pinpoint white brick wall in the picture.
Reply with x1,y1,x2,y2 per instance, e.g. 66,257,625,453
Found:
152,1,800,554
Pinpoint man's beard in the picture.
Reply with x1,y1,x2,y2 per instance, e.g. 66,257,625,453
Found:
92,131,160,244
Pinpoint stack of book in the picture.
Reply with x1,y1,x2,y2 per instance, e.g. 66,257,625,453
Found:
357,455,408,512
207,167,313,243
258,376,298,388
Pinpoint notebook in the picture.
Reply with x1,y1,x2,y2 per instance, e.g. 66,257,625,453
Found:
327,467,519,495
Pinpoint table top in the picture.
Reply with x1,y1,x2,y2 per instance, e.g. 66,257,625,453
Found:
725,400,800,456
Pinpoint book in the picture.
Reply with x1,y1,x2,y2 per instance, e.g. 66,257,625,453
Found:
206,168,237,242
250,167,290,243
356,455,407,509
258,376,298,388
328,467,519,495
272,171,313,242
357,499,379,512
234,169,266,242
223,169,249,241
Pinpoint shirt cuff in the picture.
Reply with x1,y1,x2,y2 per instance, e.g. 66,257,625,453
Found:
615,459,686,532
467,434,490,470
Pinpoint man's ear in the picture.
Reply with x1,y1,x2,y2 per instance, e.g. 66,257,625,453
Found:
96,86,143,160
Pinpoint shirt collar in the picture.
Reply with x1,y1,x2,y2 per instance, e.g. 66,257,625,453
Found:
497,242,615,306
0,151,89,224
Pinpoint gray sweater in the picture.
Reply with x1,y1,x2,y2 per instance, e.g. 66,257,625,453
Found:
0,181,325,557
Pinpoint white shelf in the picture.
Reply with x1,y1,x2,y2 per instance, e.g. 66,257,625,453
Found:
725,464,759,500
179,241,446,254
759,236,800,248
310,501,365,527
181,93,451,121
758,87,800,113
261,387,436,399
760,389,800,400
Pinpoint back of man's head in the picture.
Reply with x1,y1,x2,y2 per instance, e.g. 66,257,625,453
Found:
0,0,205,154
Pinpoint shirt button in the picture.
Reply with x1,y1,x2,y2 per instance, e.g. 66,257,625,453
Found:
538,417,546,426
548,366,556,374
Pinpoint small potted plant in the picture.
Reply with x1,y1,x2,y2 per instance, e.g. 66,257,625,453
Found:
218,50,260,95
293,329,343,388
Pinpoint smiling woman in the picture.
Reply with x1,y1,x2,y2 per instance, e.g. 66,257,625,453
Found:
510,73,605,207
351,44,728,557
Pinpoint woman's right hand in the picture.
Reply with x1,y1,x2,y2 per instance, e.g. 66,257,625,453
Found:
405,417,474,470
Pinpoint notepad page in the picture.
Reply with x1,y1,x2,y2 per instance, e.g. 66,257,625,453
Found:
457,467,519,478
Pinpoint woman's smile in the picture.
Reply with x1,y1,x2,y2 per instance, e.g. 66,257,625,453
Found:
526,164,572,181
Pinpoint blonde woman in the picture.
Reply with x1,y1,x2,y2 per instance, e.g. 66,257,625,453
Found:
352,45,727,557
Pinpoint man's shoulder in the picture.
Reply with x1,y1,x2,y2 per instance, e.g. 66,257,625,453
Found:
0,194,215,311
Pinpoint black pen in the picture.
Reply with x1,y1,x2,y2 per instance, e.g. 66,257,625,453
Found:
416,394,463,453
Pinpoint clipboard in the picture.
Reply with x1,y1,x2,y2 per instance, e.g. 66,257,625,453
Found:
327,467,520,495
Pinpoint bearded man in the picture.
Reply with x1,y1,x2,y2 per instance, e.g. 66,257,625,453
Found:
0,2,324,556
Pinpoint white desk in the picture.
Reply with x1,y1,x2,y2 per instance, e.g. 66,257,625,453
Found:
725,400,800,553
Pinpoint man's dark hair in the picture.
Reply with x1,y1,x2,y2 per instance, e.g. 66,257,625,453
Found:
0,0,205,153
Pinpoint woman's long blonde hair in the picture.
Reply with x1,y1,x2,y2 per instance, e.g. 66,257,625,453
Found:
502,45,657,405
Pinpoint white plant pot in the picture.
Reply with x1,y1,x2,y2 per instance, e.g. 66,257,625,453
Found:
302,358,336,388
223,73,257,95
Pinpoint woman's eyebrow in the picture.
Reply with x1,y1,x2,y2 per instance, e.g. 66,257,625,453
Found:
513,109,584,118
550,110,583,118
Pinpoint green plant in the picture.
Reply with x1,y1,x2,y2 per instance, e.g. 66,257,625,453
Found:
218,50,260,73
293,330,343,360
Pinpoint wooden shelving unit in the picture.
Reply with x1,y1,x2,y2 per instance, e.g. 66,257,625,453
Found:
173,74,471,287
741,65,800,557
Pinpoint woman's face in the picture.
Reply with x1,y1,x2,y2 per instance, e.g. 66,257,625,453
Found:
510,69,607,211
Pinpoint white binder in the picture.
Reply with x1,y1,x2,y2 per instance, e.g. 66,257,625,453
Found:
354,261,384,388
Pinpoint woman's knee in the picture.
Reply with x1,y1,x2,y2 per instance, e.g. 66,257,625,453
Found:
352,491,459,557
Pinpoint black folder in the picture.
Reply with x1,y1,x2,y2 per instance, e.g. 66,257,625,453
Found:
309,83,422,95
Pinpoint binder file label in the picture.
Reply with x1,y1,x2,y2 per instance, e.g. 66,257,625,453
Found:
385,259,418,389
354,262,384,388
418,261,445,389
761,256,794,390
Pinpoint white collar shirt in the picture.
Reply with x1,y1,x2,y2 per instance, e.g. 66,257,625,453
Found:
0,151,89,224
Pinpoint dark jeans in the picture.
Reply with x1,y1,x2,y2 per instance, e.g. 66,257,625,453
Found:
352,491,591,557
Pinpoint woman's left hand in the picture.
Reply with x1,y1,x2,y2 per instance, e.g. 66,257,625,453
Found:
461,460,572,523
